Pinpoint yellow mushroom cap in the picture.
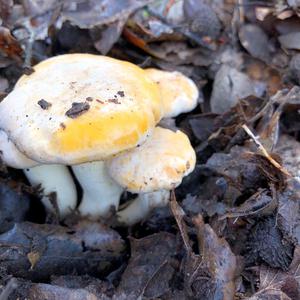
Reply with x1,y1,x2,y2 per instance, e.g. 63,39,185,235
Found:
145,69,199,118
106,127,196,193
0,54,163,165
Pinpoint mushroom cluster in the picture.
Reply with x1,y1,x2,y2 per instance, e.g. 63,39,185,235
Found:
0,54,198,225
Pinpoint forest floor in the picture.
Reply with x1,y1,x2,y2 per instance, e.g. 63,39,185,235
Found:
0,0,300,299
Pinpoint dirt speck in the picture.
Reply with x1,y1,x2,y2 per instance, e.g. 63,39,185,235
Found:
60,123,66,130
107,98,121,104
65,102,90,118
117,91,125,97
37,99,52,110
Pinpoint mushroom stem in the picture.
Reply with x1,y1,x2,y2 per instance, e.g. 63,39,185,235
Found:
72,161,123,218
117,190,170,225
24,164,77,217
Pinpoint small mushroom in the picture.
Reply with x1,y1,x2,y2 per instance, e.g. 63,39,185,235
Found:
145,68,199,118
107,127,196,225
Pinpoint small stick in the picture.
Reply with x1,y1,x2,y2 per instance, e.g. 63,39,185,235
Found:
0,278,18,300
164,0,176,16
242,124,290,176
238,0,245,23
170,190,192,253
23,29,35,71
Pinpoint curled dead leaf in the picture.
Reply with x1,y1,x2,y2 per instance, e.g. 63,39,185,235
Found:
0,26,22,62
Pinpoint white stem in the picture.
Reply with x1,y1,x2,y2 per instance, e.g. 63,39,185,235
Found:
72,161,123,218
24,164,77,217
117,190,170,225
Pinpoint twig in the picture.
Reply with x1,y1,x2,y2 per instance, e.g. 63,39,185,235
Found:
0,278,18,300
163,0,176,16
23,29,35,71
242,124,290,176
169,190,192,253
139,260,168,298
248,88,290,124
238,0,245,23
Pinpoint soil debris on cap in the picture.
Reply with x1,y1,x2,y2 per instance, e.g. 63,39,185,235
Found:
23,66,35,75
65,102,90,118
37,99,52,110
60,123,66,130
117,91,125,97
86,97,93,102
107,98,121,104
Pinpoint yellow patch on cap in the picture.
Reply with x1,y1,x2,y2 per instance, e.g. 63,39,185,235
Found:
51,110,152,161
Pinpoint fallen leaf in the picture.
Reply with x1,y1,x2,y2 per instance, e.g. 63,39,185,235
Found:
0,278,24,300
183,0,221,39
277,179,300,245
51,274,114,297
0,0,13,26
219,189,276,220
239,24,270,63
0,221,125,281
117,232,176,299
149,41,214,66
62,0,150,29
289,53,300,85
206,145,285,195
248,245,300,299
279,32,300,50
28,283,100,300
276,135,300,180
0,26,23,62
210,65,255,113
245,216,294,270
0,179,30,233
92,20,126,55
170,194,237,299
193,214,237,300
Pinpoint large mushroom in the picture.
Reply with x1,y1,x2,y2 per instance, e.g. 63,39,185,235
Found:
0,54,198,220
0,54,162,217
107,127,196,225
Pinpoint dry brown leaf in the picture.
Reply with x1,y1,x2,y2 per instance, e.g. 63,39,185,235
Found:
0,26,22,62
248,246,300,299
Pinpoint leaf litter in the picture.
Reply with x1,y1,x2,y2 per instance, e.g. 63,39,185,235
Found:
0,0,300,299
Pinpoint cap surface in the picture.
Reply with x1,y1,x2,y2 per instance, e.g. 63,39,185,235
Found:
107,127,196,193
145,69,199,118
0,54,163,165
